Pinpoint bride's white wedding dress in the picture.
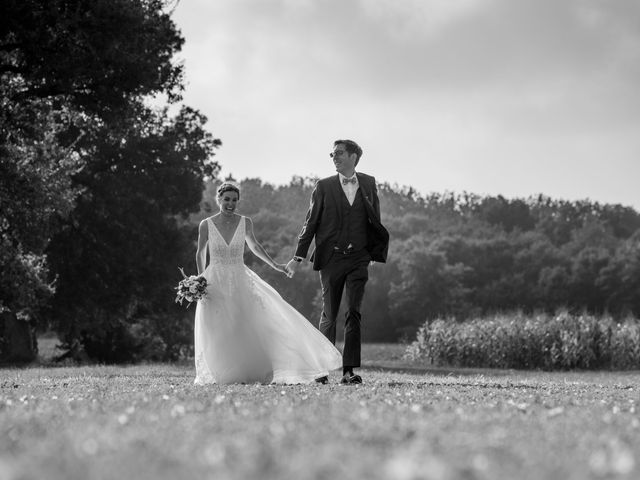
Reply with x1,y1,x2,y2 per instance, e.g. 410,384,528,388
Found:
194,216,342,384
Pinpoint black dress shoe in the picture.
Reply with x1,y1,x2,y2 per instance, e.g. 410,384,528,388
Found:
340,373,362,384
315,375,329,384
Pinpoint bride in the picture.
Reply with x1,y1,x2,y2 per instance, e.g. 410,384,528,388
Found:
193,182,342,384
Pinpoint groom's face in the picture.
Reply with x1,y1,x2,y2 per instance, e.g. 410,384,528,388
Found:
332,143,357,176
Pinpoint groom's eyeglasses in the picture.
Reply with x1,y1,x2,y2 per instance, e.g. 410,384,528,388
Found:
330,150,346,158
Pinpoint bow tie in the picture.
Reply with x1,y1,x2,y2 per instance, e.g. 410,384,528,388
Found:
342,176,357,185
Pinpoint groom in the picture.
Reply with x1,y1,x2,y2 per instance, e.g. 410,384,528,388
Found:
286,139,389,384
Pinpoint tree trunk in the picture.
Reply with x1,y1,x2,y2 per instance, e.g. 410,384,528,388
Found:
0,311,38,364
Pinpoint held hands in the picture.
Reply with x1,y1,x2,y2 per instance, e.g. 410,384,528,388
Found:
274,262,295,278
284,259,300,278
272,259,300,278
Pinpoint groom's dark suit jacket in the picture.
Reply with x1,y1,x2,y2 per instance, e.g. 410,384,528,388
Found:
294,173,389,271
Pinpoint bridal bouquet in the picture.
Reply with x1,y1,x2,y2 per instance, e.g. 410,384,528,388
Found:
175,267,207,307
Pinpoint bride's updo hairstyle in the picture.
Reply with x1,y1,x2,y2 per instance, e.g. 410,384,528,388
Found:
216,182,240,200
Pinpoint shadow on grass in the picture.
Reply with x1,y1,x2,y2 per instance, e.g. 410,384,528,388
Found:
363,362,519,377
361,362,640,390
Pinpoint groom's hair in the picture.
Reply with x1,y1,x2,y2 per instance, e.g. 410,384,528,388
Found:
217,182,240,199
334,139,363,166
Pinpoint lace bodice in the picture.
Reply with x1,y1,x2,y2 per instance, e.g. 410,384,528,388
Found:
207,216,245,266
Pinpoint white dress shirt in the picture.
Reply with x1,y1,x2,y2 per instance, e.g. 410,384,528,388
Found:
339,172,359,206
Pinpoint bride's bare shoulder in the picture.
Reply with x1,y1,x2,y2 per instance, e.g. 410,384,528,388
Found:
199,216,216,229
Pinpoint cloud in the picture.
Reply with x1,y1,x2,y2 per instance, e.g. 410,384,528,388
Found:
177,0,640,109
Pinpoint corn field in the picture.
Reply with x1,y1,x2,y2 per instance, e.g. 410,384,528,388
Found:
405,312,640,370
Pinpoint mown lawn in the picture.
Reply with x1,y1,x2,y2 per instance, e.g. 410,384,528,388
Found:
1,344,639,480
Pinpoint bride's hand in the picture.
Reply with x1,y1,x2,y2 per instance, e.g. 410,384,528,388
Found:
278,263,295,278
274,263,290,276
284,259,299,278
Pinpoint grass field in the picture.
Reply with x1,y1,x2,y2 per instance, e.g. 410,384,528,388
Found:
1,344,639,480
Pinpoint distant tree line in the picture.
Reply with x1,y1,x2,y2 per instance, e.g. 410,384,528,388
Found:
194,178,640,344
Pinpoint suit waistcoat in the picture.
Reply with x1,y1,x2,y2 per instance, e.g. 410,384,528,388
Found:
335,189,369,251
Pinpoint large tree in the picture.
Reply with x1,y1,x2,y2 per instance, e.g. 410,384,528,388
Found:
1,0,220,362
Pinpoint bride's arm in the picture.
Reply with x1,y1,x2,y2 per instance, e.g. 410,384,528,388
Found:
195,219,208,275
244,217,287,273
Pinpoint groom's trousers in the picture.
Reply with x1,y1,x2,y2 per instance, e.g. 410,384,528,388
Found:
318,249,370,368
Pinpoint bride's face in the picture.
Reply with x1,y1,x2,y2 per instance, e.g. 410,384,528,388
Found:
218,191,239,215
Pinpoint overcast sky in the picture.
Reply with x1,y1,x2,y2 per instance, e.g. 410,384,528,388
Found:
171,0,640,210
